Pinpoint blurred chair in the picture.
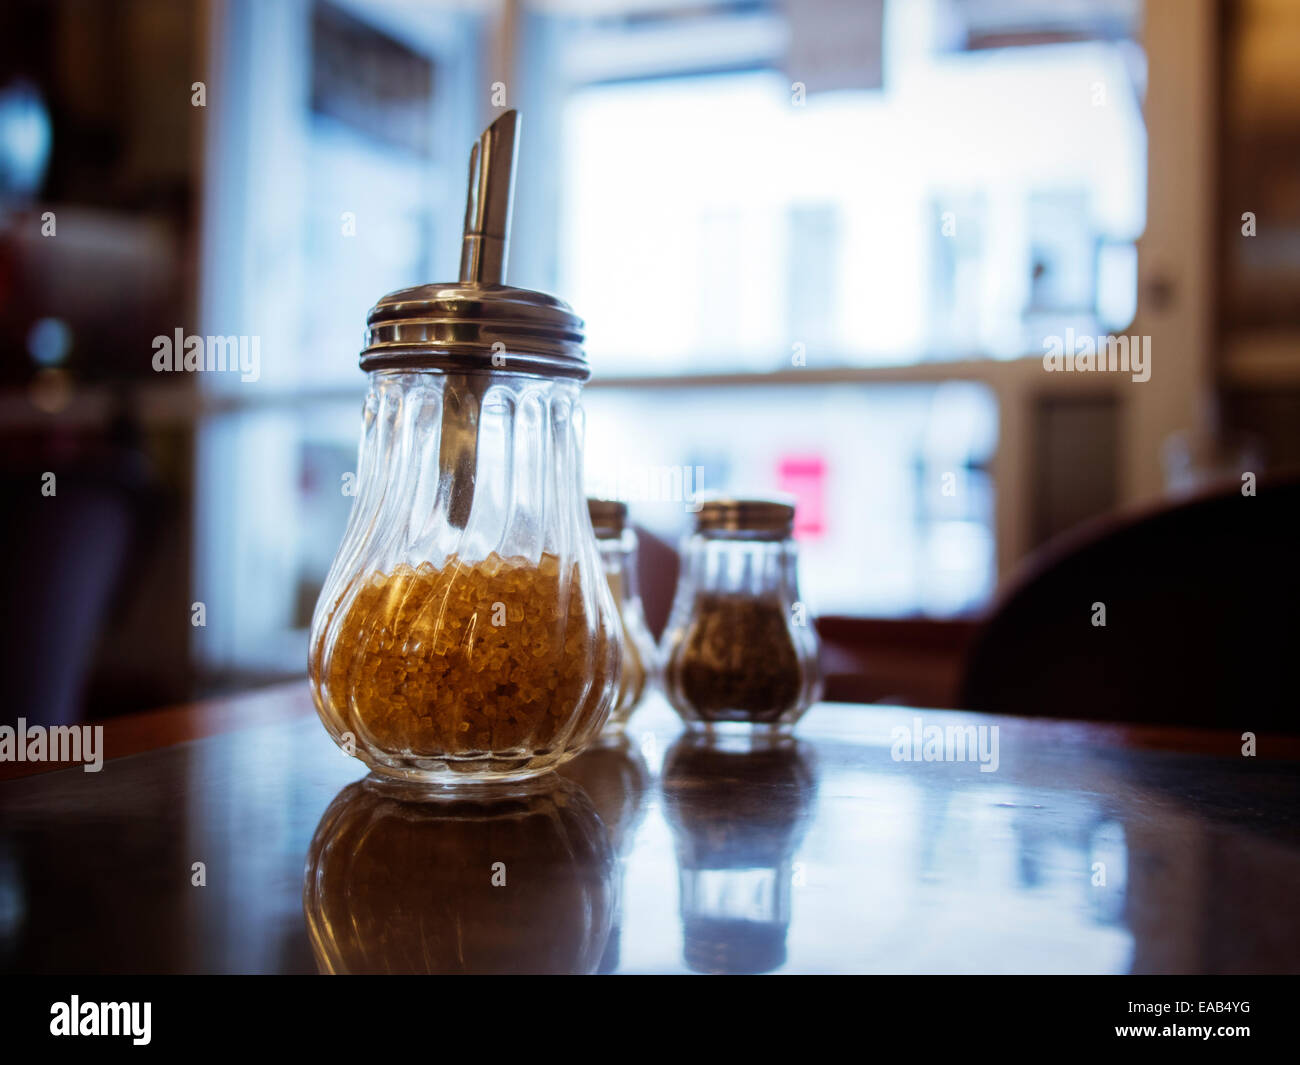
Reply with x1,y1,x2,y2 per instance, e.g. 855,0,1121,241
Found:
817,616,977,707
961,476,1300,732
634,525,680,642
0,462,145,727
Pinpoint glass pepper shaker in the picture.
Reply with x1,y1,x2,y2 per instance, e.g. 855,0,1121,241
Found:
587,499,659,729
661,498,822,731
308,111,621,785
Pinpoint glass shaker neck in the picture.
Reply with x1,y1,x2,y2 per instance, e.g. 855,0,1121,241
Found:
684,534,799,600
595,528,641,602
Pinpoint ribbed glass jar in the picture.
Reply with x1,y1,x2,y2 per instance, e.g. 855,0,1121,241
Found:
661,499,821,731
309,369,621,784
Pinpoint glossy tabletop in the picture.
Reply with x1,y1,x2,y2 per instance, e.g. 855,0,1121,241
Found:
1,686,1298,974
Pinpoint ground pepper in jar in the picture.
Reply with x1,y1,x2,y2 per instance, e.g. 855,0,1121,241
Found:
670,592,801,724
315,552,615,756
661,497,821,730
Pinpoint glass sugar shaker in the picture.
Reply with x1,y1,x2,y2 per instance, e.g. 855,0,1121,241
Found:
661,498,822,732
308,111,621,786
587,499,660,729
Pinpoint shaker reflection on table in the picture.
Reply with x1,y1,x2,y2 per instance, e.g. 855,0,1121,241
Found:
303,774,614,974
662,732,818,974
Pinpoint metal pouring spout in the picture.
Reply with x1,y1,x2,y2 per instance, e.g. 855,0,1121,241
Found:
441,110,520,533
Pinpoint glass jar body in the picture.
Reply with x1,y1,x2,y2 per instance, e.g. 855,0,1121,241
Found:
661,532,821,731
594,525,659,729
308,369,621,784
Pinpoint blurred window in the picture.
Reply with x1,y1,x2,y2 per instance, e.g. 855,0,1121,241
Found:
195,0,1147,679
193,0,480,674
559,11,1146,373
583,381,999,616
550,0,1145,618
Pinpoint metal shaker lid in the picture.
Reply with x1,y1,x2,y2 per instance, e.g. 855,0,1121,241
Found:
587,498,628,537
359,110,588,379
693,496,796,538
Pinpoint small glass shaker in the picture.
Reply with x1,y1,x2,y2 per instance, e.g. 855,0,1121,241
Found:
661,498,822,731
587,499,659,730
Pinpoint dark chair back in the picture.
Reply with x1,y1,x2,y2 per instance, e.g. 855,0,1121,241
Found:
0,472,136,726
961,476,1299,732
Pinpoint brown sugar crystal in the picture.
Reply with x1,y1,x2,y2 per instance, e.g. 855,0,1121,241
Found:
317,552,614,756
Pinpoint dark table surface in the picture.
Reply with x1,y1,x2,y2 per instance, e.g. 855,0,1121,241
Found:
2,685,1298,974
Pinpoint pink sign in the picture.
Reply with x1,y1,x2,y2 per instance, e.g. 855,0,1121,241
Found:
777,455,826,539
